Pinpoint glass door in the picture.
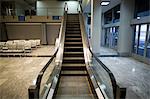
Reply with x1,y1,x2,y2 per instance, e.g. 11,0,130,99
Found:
146,24,150,58
133,25,140,53
137,24,147,56
114,27,119,49
104,28,110,47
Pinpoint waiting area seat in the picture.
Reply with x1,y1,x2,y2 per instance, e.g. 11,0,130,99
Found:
0,39,41,53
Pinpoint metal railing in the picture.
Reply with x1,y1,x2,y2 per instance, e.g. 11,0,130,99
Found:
28,3,68,99
78,2,117,99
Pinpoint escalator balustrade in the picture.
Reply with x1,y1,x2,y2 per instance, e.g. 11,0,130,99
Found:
54,14,97,99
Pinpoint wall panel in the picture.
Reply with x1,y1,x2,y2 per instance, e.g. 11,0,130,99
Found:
6,23,42,40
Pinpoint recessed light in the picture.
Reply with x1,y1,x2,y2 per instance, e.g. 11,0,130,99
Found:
101,0,110,6
101,2,110,6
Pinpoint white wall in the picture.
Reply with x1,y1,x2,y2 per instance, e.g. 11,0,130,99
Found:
37,1,64,16
36,0,79,16
67,1,79,14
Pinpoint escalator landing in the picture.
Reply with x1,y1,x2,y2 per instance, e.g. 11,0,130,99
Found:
54,76,96,99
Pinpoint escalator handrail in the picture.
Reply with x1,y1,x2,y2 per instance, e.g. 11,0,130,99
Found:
28,3,68,99
44,8,68,99
78,2,117,99
89,49,117,99
35,49,58,93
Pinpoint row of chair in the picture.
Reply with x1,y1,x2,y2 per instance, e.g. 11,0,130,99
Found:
0,39,40,53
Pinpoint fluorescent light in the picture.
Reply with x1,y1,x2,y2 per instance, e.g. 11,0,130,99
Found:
101,1,110,6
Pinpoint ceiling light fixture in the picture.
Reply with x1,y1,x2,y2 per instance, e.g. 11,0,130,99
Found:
101,0,110,6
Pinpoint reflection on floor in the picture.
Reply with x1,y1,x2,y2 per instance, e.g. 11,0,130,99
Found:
99,47,118,56
0,57,51,99
99,57,150,99
0,45,55,57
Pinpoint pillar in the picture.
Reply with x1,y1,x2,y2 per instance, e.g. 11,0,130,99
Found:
41,23,47,45
91,0,102,55
117,0,134,56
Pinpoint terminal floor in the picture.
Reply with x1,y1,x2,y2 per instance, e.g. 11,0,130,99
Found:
99,47,118,56
0,46,150,99
0,57,51,99
99,57,150,99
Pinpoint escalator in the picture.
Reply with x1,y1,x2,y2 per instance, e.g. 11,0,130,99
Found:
28,4,119,99
54,14,97,99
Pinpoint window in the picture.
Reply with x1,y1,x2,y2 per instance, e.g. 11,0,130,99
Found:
114,27,119,47
104,10,112,24
104,4,120,24
113,5,120,23
133,24,150,58
133,25,139,53
146,25,150,58
137,24,147,56
104,27,119,49
104,28,110,47
134,0,150,18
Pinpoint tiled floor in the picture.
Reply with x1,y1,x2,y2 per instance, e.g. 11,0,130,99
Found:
99,47,118,56
0,45,149,99
98,57,150,99
0,57,52,99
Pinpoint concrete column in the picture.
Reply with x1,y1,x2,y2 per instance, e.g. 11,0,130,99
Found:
118,0,134,56
41,23,47,45
91,0,102,54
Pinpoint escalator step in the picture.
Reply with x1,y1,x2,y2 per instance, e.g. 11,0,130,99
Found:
65,34,81,36
62,66,86,71
63,57,84,60
66,28,80,31
61,71,88,76
62,63,85,67
65,38,82,41
66,25,80,28
63,52,84,57
64,47,83,52
65,40,82,42
65,42,82,44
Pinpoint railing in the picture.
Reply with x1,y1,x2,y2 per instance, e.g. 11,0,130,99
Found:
78,2,117,99
28,3,68,99
89,50,117,99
